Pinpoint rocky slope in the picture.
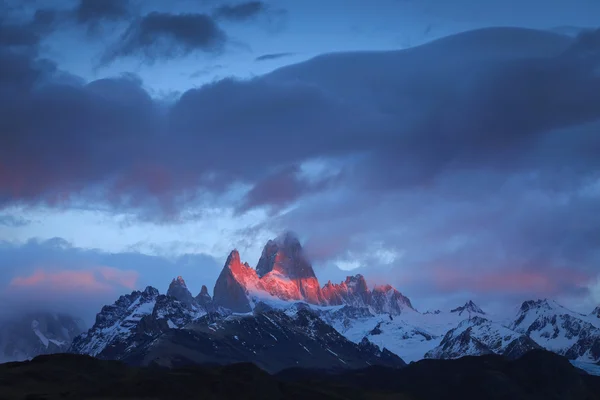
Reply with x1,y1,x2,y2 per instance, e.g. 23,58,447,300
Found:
70,285,204,359
120,303,405,372
425,316,541,360
0,312,85,363
510,299,600,362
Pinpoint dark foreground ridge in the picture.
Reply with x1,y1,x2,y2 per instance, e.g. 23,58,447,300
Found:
1,350,599,399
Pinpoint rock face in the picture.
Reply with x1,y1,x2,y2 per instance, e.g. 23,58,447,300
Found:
322,276,414,315
425,316,540,360
510,299,600,363
167,276,195,307
0,312,85,362
593,306,600,319
120,304,406,372
70,286,202,359
256,232,325,304
195,285,212,308
213,250,260,313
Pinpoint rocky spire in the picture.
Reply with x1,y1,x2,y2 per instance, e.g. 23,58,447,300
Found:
195,285,212,307
592,306,600,318
212,250,258,313
256,231,317,279
167,276,194,307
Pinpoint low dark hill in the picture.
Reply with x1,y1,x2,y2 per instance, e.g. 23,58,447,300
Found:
1,350,599,399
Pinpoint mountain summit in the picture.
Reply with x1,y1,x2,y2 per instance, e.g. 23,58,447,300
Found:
256,232,316,279
167,276,195,306
451,300,486,317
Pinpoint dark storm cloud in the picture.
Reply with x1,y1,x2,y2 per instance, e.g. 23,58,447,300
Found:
255,52,294,61
236,165,340,214
1,27,599,224
0,19,40,46
74,0,131,24
0,238,222,324
213,1,267,21
100,12,227,64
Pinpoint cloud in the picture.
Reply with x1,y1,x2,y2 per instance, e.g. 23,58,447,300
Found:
2,27,599,216
255,52,294,61
0,238,223,323
236,165,340,214
213,1,267,21
100,12,227,65
9,266,138,292
1,24,600,315
0,17,42,47
0,214,30,227
74,0,131,24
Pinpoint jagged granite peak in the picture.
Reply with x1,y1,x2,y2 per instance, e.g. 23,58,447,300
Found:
591,306,600,318
321,275,413,315
256,231,317,280
450,300,485,316
195,284,212,307
167,276,195,306
70,286,203,359
0,312,85,363
321,274,371,307
212,250,258,313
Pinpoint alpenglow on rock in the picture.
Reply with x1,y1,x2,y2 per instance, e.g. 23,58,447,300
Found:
212,232,414,315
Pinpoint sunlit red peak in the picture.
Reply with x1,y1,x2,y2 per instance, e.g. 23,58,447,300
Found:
226,249,241,266
373,284,394,293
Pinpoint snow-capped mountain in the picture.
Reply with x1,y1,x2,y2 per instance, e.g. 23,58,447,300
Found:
424,316,540,360
450,300,486,317
592,306,600,319
0,312,85,362
64,233,600,371
510,299,600,363
212,233,414,315
70,285,204,359
120,302,405,372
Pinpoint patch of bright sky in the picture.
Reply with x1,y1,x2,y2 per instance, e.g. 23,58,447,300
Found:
1,204,273,263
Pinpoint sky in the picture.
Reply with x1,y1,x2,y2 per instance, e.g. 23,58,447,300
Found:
1,0,599,323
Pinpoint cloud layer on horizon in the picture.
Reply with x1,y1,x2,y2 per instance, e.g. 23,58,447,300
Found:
0,238,223,324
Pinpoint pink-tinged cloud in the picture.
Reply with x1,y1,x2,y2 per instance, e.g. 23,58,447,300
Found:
431,266,591,296
9,266,139,294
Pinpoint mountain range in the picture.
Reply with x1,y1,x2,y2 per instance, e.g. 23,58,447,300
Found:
2,232,600,375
